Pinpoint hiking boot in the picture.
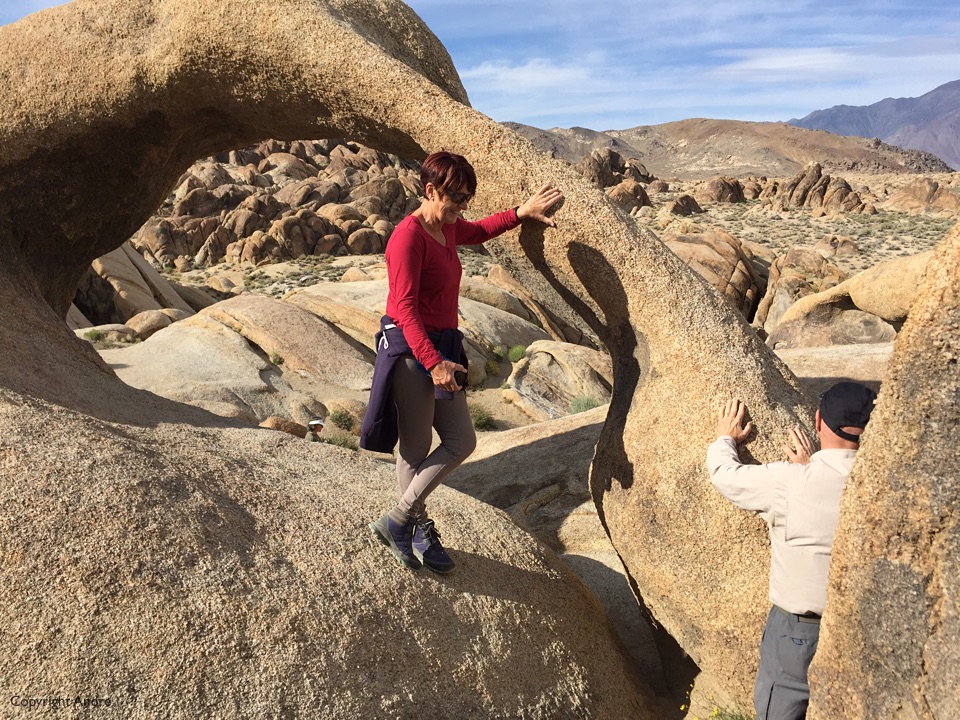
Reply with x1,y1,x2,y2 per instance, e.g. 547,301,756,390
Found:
412,519,455,574
369,512,421,570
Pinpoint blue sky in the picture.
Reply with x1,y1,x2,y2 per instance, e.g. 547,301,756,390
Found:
4,1,960,130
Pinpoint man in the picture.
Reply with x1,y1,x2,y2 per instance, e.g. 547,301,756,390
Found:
707,382,877,720
304,418,325,442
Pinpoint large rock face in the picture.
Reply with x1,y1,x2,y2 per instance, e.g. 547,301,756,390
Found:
662,227,761,319
0,0,956,716
768,251,931,349
808,218,960,720
0,1,656,716
1,395,653,718
753,247,847,335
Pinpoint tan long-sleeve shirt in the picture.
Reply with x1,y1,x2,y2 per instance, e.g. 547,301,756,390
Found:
707,436,857,616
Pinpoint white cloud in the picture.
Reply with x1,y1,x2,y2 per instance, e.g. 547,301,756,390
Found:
4,0,959,129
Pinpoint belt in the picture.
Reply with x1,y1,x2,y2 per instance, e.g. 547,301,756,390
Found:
774,605,821,625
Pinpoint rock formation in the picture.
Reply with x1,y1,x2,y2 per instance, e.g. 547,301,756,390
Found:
753,247,847,335
694,175,746,204
501,340,613,421
662,227,761,319
573,147,651,188
879,177,960,215
766,162,873,215
130,140,423,268
1,0,957,716
452,406,670,696
767,251,931,349
0,1,656,716
808,217,960,720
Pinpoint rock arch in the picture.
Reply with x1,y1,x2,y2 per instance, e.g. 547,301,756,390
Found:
1,0,956,716
0,0,800,710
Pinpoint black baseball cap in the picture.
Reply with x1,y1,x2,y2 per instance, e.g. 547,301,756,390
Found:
819,382,877,442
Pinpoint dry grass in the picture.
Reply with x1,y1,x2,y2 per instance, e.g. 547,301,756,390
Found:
694,201,954,274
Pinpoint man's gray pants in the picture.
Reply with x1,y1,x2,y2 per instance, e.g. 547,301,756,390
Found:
754,605,820,720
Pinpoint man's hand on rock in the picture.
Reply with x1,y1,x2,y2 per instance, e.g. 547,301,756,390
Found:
717,398,753,444
783,426,814,464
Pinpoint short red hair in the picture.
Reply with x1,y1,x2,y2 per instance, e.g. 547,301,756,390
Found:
420,151,477,196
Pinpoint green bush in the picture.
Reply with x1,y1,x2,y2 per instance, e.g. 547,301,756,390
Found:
328,408,354,431
491,345,505,362
83,329,105,343
270,352,284,365
570,395,605,414
507,344,526,363
468,403,494,430
318,435,358,451
484,359,500,378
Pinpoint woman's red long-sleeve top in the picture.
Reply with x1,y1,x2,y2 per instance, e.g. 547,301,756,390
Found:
385,209,520,370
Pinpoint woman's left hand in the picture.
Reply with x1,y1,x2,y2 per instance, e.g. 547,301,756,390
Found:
516,184,564,227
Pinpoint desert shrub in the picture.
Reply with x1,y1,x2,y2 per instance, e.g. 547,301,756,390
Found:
570,396,605,414
319,435,358,451
468,403,494,430
491,345,506,362
328,408,354,431
679,684,752,720
270,352,284,365
484,359,500,378
83,329,105,343
507,344,526,363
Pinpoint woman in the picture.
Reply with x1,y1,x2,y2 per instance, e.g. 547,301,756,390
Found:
361,151,563,573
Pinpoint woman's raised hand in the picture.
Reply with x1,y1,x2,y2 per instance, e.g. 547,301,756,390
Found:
516,184,564,227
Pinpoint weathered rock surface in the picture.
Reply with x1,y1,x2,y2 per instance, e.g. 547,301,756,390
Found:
768,251,932,349
606,178,652,213
502,340,613,421
100,315,328,424
662,227,761,319
768,305,896,349
663,194,704,217
808,216,960,720
459,275,538,323
485,264,593,346
813,234,859,259
453,406,669,697
131,139,423,269
764,162,870,214
76,242,195,324
2,0,956,715
0,2,660,716
2,394,654,718
201,294,374,391
753,247,847,334
285,279,551,388
694,175,745,204
879,177,960,215
774,343,890,398
573,147,651,188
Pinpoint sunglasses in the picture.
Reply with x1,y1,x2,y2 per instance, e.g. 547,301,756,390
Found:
443,189,474,204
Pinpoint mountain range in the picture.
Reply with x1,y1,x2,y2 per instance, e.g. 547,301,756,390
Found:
505,80,960,180
788,79,960,171
505,118,951,182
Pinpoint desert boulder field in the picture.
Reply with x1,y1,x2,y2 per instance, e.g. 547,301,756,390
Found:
1,0,958,718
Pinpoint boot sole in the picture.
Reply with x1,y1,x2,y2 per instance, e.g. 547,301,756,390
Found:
369,521,422,570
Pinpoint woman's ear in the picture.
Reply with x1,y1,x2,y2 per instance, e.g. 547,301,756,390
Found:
423,182,436,201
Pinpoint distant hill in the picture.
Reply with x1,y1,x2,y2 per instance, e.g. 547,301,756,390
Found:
789,80,960,170
504,118,952,181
